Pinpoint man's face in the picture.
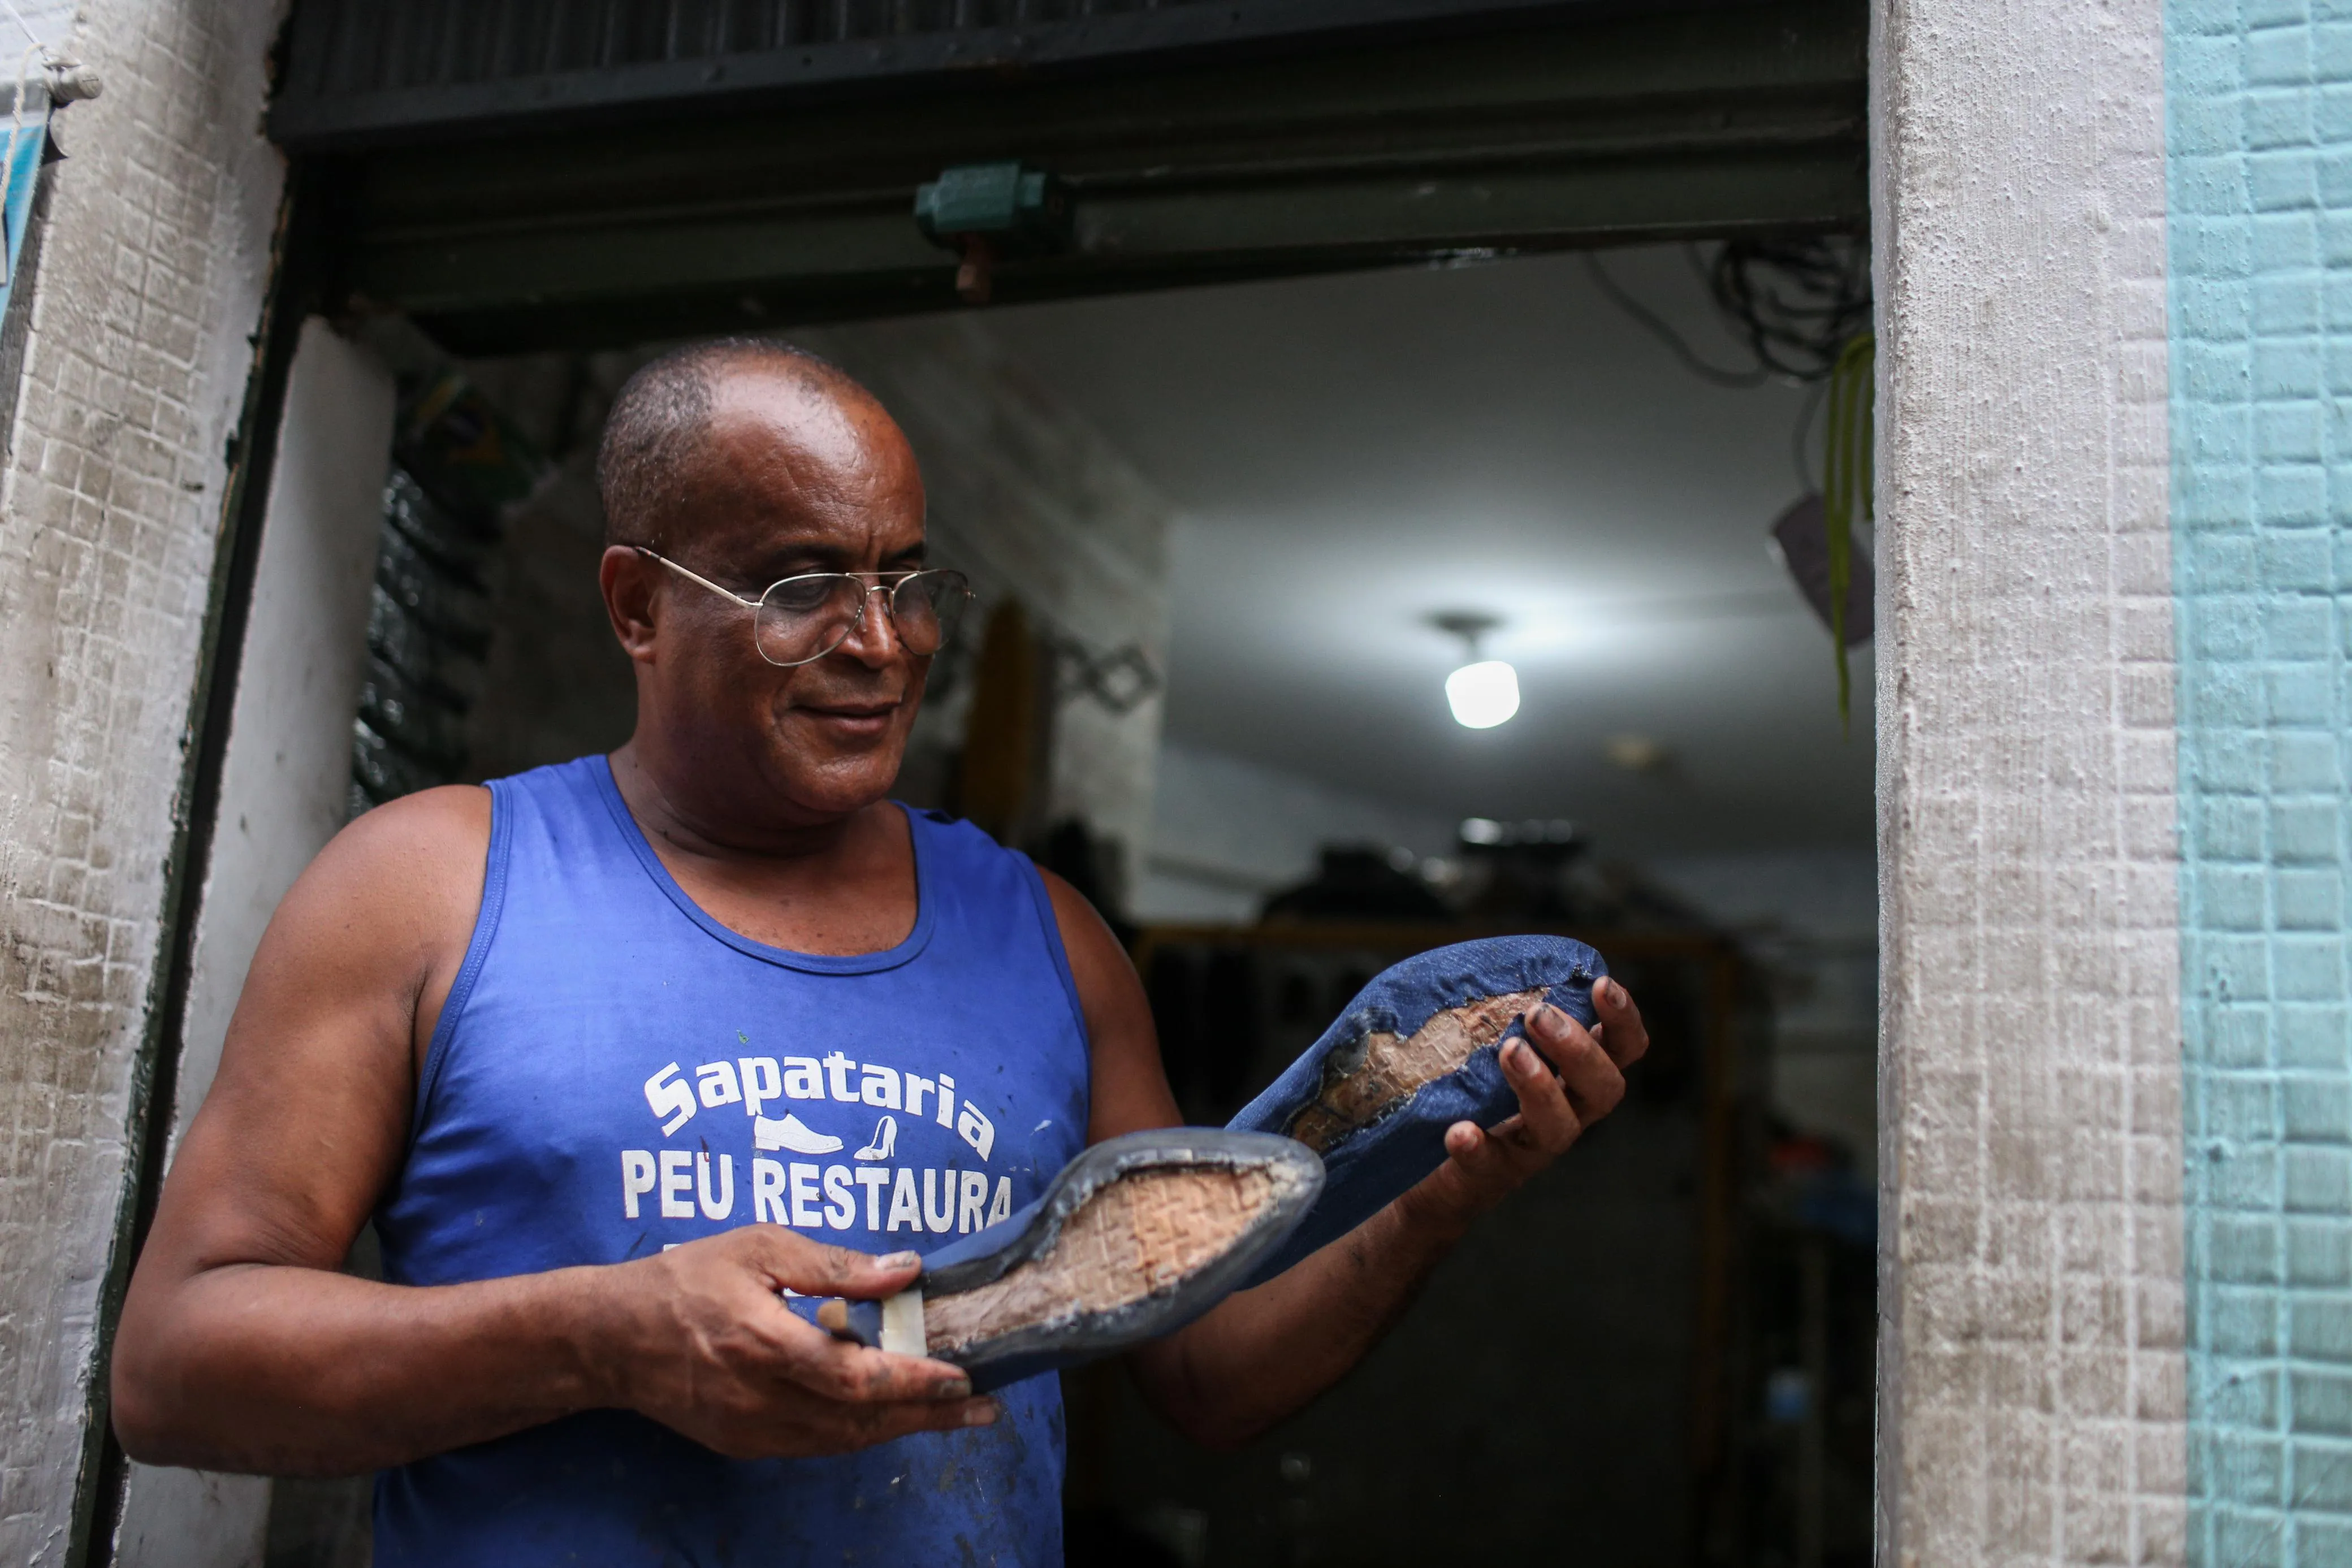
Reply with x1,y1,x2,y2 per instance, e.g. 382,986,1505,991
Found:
610,366,933,828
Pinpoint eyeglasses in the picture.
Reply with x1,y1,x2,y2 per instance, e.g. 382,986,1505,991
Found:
634,547,974,668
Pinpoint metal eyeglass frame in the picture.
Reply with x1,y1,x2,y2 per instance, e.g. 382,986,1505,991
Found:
633,545,972,668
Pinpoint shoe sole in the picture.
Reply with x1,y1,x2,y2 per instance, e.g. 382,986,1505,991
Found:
791,1130,1322,1391
1226,935,1603,1284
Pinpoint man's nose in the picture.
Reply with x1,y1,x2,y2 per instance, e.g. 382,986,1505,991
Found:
832,583,903,666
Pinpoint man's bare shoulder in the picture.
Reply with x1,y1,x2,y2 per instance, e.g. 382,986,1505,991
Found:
1035,869,1124,995
265,784,492,976
334,782,491,852
1035,868,1182,1140
319,783,491,891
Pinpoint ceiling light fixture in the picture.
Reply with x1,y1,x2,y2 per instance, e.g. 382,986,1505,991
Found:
1430,612,1519,730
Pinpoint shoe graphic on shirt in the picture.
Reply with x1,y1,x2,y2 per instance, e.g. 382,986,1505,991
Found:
855,1115,897,1162
754,1113,842,1155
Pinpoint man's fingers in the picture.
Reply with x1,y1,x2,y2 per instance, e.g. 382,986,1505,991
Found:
850,1348,974,1403
801,1241,924,1300
818,1385,999,1444
1557,1036,1625,1124
1525,1004,1627,1125
826,1393,1001,1450
1498,1035,1582,1153
743,1226,923,1300
1522,999,1577,1066
1589,976,1650,1066
721,1389,999,1459
782,1336,971,1404
1442,1120,1514,1186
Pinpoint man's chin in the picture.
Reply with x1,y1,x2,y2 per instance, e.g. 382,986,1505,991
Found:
763,717,909,798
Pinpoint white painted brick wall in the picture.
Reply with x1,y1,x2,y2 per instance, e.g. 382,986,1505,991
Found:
0,0,283,1558
1874,2,2185,1563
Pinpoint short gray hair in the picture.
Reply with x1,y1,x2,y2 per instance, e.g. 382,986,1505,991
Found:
595,339,862,548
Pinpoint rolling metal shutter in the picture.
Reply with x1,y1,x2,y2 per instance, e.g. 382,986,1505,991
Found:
275,0,1865,365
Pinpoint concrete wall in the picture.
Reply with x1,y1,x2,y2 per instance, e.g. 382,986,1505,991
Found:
1874,1,2184,1563
1876,2,2352,1558
2167,5,2352,1560
159,323,394,1168
0,0,285,1559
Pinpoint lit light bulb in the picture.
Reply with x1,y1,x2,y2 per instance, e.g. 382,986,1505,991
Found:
1445,660,1520,729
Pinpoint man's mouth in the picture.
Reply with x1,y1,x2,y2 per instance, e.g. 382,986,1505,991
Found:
797,698,901,732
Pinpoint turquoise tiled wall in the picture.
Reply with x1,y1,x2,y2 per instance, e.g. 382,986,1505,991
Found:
2170,1,2352,1560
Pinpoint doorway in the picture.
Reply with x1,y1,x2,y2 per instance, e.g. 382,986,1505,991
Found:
243,237,1874,1568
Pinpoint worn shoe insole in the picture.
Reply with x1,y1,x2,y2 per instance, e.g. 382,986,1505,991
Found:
787,1130,1322,1391
1227,935,1605,1285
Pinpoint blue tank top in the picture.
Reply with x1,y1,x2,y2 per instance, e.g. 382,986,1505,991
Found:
371,756,1092,1566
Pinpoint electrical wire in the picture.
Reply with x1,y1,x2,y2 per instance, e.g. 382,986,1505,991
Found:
1581,252,1770,389
0,0,37,51
1707,237,1873,383
1588,237,1873,397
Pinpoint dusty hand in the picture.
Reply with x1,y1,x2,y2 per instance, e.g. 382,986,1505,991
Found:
1404,977,1650,1228
600,1225,995,1459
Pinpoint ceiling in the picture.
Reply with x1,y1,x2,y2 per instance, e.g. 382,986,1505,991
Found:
978,245,1875,858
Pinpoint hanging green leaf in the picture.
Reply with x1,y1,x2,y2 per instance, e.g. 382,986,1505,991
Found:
1821,332,1875,733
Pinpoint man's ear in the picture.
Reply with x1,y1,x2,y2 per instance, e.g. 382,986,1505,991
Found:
600,546,662,665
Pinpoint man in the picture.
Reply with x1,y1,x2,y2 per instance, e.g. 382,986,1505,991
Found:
113,341,1649,1563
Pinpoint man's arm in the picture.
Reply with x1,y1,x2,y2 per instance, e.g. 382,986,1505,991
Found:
113,789,991,1477
1045,874,1648,1449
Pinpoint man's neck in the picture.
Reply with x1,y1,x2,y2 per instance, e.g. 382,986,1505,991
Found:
606,743,918,956
609,742,864,863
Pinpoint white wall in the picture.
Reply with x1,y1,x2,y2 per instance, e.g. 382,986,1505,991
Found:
1136,739,1456,923
1873,1,2182,1562
110,319,395,1568
0,0,286,1560
163,322,394,1159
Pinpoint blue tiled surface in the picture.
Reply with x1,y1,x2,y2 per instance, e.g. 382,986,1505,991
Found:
2171,2,2352,1560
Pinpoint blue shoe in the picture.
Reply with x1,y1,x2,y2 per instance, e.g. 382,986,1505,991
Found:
1225,935,1605,1284
789,1129,1322,1391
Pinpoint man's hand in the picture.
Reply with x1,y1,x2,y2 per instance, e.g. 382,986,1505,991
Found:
1121,972,1652,1448
603,1227,995,1459
1402,976,1651,1232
